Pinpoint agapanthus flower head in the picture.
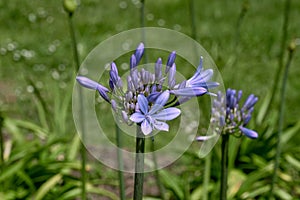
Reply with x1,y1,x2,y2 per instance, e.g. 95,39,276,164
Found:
200,88,258,139
76,43,218,135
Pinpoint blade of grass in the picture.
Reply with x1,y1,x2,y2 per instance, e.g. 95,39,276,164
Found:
34,173,63,200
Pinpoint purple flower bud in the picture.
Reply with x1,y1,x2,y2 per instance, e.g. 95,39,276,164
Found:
122,110,128,123
155,58,162,82
76,76,110,103
168,63,176,88
130,55,137,69
165,51,176,74
239,126,258,139
134,43,144,64
111,99,117,111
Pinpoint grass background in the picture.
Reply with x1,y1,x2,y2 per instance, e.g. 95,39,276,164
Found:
0,0,300,199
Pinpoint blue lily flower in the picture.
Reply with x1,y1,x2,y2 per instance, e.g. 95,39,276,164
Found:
130,90,181,135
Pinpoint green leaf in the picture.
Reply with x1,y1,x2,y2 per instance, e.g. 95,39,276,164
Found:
281,121,300,145
159,169,184,199
0,160,24,182
33,173,63,200
67,133,81,160
86,183,119,200
274,188,293,200
8,118,48,139
285,154,300,170
237,164,272,196
256,90,272,125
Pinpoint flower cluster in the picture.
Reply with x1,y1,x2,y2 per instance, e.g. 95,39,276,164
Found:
76,43,218,135
202,88,259,139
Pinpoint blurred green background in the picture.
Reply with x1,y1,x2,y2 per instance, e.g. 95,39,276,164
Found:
0,0,300,199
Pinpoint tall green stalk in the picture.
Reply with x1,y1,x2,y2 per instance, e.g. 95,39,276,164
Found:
270,41,295,197
235,0,248,47
220,134,229,200
116,124,126,200
264,0,291,120
188,0,197,41
133,125,145,200
65,4,87,199
0,113,4,171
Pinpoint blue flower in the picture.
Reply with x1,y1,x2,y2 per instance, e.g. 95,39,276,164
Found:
76,42,218,134
209,89,258,139
130,90,181,135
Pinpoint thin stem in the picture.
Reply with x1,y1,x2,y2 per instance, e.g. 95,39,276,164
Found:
140,0,148,68
0,113,4,170
270,44,294,197
116,124,126,200
220,134,229,200
235,0,248,47
68,14,80,72
188,0,197,41
264,0,291,120
67,13,87,200
151,140,167,200
133,125,145,200
202,152,212,200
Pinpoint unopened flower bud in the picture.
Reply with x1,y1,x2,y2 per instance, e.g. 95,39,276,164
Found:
63,0,77,15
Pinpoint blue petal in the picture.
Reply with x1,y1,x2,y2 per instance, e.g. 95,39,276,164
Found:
149,90,170,114
152,108,181,121
239,126,258,139
147,92,161,103
153,120,169,132
141,119,152,135
196,135,217,141
196,56,203,73
130,113,145,123
170,87,207,97
137,94,149,114
190,82,219,89
188,69,213,86
97,88,110,103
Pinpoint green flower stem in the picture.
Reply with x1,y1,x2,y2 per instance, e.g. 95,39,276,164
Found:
133,125,145,200
189,0,197,41
140,0,148,67
202,152,212,200
116,124,126,200
0,113,4,170
235,0,248,46
270,42,295,196
220,134,229,200
67,13,87,200
68,14,80,72
265,0,291,120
